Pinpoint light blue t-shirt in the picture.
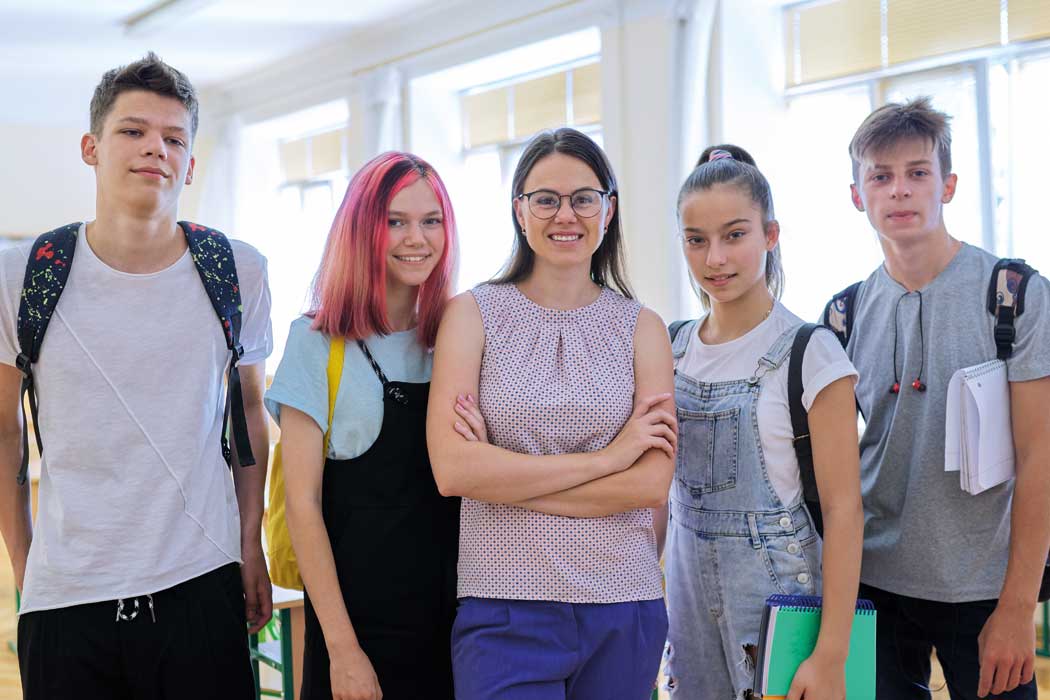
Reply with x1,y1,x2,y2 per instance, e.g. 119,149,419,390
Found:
265,316,432,459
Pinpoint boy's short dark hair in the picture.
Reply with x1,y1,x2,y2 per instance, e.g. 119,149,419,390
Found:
89,52,199,138
848,96,952,183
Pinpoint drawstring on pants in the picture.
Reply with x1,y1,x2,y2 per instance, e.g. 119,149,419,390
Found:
115,594,156,623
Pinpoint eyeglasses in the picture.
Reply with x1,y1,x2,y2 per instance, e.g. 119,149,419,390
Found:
516,188,610,220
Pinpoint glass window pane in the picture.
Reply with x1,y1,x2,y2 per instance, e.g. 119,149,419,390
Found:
1004,54,1050,270
310,128,345,176
773,86,880,319
513,73,567,140
464,88,509,148
451,149,516,292
789,0,882,85
279,138,308,183
884,67,984,248
887,0,1000,65
572,62,601,125
1009,0,1050,43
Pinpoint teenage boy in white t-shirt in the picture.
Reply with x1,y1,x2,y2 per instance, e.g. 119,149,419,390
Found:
830,97,1050,699
0,53,273,699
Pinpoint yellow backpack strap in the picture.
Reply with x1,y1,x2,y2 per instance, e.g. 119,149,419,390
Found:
324,337,346,456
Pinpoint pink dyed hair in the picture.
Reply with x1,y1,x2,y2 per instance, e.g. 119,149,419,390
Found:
308,151,457,348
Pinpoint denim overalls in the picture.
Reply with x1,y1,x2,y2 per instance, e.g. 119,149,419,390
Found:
664,320,823,699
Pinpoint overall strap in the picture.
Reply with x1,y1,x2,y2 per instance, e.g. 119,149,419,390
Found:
179,221,255,468
787,323,829,536
986,258,1036,360
668,319,698,360
14,223,80,484
823,281,862,349
356,340,408,405
757,325,798,372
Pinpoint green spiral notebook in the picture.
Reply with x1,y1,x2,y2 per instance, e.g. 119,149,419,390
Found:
752,594,876,700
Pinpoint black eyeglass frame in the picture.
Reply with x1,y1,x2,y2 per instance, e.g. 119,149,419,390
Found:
516,187,614,220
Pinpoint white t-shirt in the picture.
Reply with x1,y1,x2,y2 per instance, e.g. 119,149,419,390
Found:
0,223,272,614
674,302,857,508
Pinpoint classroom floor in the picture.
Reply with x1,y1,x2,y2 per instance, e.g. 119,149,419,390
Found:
2,537,1049,699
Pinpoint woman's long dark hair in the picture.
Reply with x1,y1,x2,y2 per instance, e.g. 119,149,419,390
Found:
490,128,633,298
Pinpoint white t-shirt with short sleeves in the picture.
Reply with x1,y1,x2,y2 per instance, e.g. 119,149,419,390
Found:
0,223,272,614
674,302,857,508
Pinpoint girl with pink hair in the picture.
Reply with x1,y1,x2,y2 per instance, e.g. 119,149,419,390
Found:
265,151,459,700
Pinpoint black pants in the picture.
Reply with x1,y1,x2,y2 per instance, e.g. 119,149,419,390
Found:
18,563,255,700
860,583,1039,700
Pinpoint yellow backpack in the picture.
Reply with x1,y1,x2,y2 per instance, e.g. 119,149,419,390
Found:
265,338,344,590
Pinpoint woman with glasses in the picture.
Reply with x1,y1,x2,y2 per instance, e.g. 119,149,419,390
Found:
427,127,676,700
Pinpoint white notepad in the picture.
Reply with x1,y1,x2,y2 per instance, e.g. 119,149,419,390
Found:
945,360,1015,495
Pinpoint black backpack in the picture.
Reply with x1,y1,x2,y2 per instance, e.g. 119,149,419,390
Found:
13,221,256,484
820,258,1050,600
669,320,830,537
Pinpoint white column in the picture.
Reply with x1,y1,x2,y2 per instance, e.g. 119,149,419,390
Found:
348,66,404,170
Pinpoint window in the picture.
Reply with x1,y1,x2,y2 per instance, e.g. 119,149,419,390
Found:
776,2,1050,316
410,28,602,292
235,100,350,365
785,0,1050,87
773,86,880,318
996,53,1050,270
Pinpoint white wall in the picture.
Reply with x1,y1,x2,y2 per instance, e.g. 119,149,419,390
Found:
0,117,221,239
0,125,95,237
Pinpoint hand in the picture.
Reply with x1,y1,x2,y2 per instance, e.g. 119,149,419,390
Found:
787,651,846,700
978,602,1036,696
330,643,383,700
453,393,488,444
599,393,677,470
240,544,273,635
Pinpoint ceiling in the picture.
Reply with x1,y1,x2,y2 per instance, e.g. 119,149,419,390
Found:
0,0,445,124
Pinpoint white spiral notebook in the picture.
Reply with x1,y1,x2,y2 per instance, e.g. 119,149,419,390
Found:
945,359,1015,495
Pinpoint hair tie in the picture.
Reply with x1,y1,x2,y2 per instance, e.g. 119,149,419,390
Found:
708,149,734,162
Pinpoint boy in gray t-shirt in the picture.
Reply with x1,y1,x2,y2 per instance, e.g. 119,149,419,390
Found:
828,97,1050,699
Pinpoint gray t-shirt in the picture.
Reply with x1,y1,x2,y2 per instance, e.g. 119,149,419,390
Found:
265,317,431,459
846,243,1050,602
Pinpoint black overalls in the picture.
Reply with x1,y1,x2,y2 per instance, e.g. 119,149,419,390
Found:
301,340,459,700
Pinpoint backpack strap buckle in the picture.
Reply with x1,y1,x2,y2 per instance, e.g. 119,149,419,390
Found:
993,316,1016,348
15,352,31,377
986,259,1037,361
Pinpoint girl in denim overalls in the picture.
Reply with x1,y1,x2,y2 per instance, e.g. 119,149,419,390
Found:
662,145,865,699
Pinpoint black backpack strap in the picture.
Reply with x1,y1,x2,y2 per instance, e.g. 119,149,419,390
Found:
822,281,862,349
986,258,1036,361
179,221,256,468
14,223,80,484
788,323,824,537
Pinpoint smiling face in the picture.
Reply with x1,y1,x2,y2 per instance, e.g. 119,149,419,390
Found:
385,178,446,294
680,183,779,306
81,89,195,218
851,137,957,245
513,152,615,272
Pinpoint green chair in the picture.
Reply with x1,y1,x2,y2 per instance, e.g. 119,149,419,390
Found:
250,608,296,699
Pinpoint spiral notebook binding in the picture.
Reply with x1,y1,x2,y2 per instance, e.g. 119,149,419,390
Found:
764,594,876,614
